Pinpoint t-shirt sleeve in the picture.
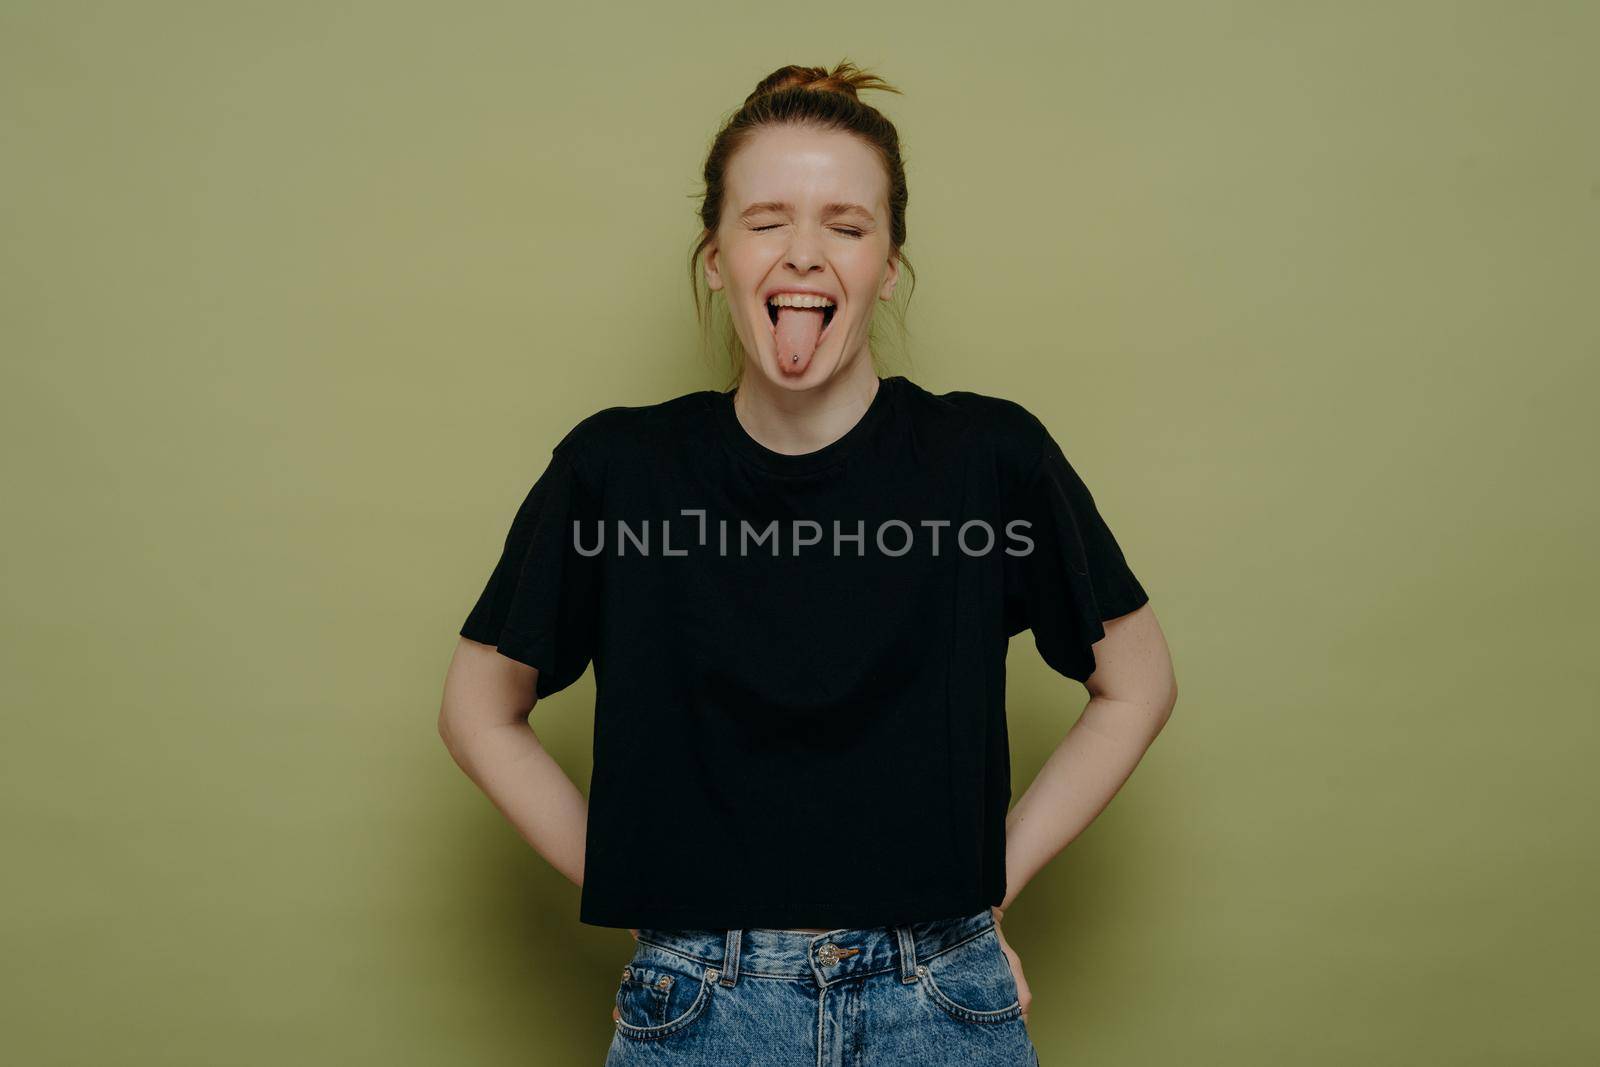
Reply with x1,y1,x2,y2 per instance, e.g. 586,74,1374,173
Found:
458,432,601,700
1003,422,1149,683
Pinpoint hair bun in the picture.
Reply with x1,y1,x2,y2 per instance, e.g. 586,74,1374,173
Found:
745,60,900,106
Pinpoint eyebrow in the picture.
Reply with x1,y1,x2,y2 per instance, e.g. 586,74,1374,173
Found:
738,201,877,223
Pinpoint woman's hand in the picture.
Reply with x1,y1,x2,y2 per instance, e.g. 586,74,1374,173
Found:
991,905,1032,1030
611,929,641,1023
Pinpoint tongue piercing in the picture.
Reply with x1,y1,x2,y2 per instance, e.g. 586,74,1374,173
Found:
791,354,799,362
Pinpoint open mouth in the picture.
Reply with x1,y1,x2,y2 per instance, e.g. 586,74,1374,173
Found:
763,293,838,373
765,299,837,335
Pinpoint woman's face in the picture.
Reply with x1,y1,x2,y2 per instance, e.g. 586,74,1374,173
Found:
705,124,899,387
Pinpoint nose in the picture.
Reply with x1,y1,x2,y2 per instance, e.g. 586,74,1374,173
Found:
783,225,826,275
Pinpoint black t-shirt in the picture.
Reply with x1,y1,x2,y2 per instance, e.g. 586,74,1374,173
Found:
458,374,1148,929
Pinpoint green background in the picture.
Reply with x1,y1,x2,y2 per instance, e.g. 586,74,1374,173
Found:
4,2,1595,1064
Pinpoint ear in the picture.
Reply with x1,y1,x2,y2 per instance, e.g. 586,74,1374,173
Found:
878,253,900,302
703,238,723,293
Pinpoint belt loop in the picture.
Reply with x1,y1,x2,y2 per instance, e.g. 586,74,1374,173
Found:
719,928,743,987
895,925,919,984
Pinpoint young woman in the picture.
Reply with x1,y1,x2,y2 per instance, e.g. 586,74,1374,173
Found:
439,61,1177,1066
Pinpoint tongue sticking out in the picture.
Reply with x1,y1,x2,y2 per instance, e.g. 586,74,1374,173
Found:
773,306,827,375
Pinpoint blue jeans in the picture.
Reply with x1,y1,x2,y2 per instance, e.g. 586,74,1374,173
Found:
606,908,1040,1065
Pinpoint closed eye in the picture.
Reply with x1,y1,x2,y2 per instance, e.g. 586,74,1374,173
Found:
751,224,866,238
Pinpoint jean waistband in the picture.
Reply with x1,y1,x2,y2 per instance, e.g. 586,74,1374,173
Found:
633,908,996,989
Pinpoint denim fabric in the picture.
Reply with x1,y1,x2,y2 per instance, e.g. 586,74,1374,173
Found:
606,908,1040,1065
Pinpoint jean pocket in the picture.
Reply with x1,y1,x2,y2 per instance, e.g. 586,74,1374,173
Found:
613,944,718,1041
917,923,1023,1025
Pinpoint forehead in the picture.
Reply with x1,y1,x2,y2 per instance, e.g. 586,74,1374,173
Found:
724,125,888,217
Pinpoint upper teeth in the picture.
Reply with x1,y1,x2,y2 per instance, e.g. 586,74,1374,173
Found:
768,293,835,309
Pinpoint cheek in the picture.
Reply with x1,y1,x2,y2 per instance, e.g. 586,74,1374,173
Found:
841,244,889,286
720,239,770,276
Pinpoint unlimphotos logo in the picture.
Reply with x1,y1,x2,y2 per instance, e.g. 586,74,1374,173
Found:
570,510,1036,558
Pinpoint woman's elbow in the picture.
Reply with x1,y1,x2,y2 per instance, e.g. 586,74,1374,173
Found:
436,703,455,745
437,701,466,759
1156,675,1178,724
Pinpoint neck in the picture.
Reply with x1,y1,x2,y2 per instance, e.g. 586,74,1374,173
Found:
731,361,881,457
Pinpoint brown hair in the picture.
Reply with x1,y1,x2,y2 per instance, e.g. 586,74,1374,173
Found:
688,61,916,386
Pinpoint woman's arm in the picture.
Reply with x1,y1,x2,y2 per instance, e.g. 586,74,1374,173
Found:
437,637,589,888
991,601,1176,1028
1001,601,1179,913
